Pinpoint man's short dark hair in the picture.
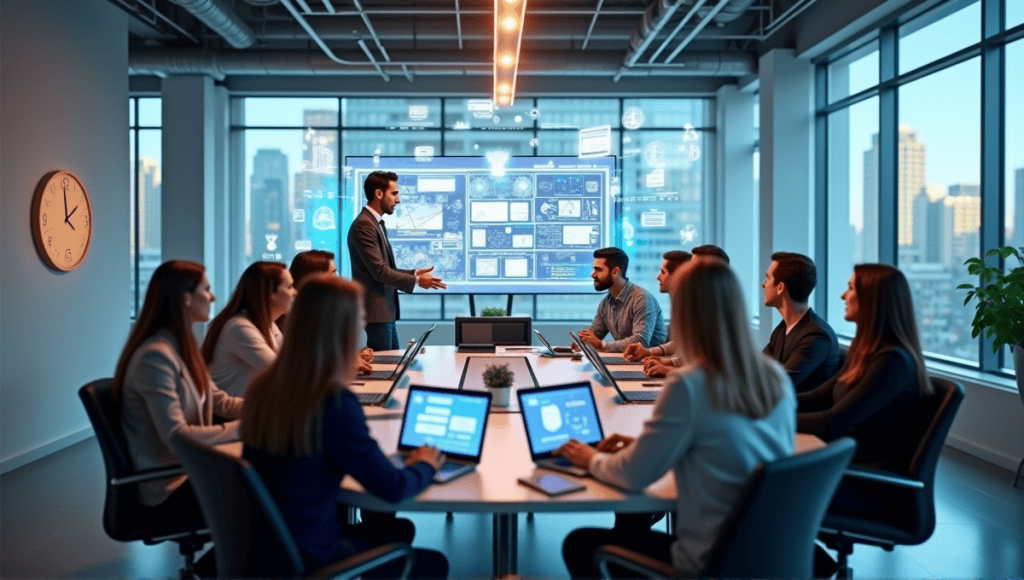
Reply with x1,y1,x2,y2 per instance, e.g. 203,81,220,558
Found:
691,244,730,264
594,247,629,277
770,252,817,303
363,171,398,202
662,250,692,274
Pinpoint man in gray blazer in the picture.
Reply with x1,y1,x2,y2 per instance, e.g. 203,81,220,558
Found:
348,170,446,351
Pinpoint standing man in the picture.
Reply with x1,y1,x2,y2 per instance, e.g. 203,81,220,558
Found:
348,171,446,351
761,251,840,392
575,247,667,353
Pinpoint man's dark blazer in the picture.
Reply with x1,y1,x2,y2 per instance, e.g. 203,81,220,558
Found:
347,207,416,324
763,307,841,393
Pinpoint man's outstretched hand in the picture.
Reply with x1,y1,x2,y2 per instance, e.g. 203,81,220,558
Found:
415,265,447,290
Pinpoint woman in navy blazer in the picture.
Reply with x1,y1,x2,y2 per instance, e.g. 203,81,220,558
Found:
241,274,449,578
112,260,243,510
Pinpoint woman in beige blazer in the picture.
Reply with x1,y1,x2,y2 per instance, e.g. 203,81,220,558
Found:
112,260,243,509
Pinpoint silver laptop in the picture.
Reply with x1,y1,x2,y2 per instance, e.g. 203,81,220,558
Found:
533,329,576,358
373,325,436,364
362,326,434,381
518,381,604,477
570,332,657,404
390,385,492,483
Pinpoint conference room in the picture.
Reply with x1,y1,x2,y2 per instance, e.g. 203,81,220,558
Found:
2,0,1023,578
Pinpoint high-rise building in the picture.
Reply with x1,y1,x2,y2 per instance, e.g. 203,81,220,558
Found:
862,133,879,262
1012,166,1024,249
138,157,161,250
912,184,948,265
251,149,290,260
898,124,927,246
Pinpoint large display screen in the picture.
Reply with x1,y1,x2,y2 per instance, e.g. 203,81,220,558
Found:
346,156,618,293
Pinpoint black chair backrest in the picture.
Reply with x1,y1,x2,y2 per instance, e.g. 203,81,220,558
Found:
79,378,144,541
702,438,857,579
171,433,306,578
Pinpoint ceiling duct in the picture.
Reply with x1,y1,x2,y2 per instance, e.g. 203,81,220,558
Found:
685,0,757,24
168,0,256,49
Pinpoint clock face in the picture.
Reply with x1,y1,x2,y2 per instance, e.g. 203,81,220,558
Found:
32,170,93,271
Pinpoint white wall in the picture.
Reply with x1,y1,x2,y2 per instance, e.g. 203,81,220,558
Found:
0,0,130,472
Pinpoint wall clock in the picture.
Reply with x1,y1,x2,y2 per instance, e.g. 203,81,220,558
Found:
32,170,93,271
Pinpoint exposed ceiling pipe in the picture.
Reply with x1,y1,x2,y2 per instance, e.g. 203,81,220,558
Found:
761,0,818,39
128,48,755,77
254,18,639,41
664,0,733,63
167,0,256,48
614,0,685,82
581,0,606,50
355,35,389,81
647,0,709,63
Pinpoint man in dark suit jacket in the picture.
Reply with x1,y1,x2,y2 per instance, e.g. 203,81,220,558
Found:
761,251,840,393
347,171,446,351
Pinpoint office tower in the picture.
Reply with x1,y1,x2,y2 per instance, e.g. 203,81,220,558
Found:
1013,167,1024,249
138,157,161,250
862,133,879,262
251,149,290,260
898,124,927,247
912,184,947,265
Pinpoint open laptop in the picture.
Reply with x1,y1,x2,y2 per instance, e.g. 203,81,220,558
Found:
570,332,657,404
362,326,434,380
355,340,420,405
390,385,492,483
532,329,576,358
566,332,649,380
373,325,436,364
518,382,604,477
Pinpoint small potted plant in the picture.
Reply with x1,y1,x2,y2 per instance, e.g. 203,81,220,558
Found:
480,307,508,317
958,246,1024,394
482,362,515,407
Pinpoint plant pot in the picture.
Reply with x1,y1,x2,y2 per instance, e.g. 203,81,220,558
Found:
490,386,511,407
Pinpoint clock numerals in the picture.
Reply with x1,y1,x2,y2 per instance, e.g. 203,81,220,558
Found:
65,249,72,263
42,213,47,226
47,236,52,248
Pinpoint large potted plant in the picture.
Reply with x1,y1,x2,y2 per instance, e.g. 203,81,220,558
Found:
959,246,1024,378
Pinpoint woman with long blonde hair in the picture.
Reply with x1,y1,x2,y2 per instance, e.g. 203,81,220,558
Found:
556,259,796,577
798,263,931,469
201,261,295,397
241,274,448,578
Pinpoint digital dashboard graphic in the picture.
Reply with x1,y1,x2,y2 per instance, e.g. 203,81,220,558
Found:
346,156,617,293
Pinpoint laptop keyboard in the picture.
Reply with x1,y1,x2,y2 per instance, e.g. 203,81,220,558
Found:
438,461,468,475
611,370,649,380
372,355,403,364
552,457,573,467
363,369,396,380
356,392,384,403
625,390,658,401
602,356,642,365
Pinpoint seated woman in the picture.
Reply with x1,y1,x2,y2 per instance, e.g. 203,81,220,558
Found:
112,260,243,512
556,259,796,578
201,261,295,397
284,250,374,374
797,263,931,471
241,274,449,578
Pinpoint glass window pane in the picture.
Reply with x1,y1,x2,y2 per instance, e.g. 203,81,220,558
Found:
399,294,442,319
622,129,707,317
137,128,163,317
535,130,621,158
446,98,534,130
243,98,338,127
536,98,620,129
827,97,879,338
129,129,136,316
828,41,879,103
444,295,471,319
899,1,981,74
138,97,161,127
536,293,604,320
1004,40,1024,373
621,99,705,128
344,98,441,128
442,130,535,156
898,58,981,364
1009,0,1024,29
129,98,135,127
243,128,340,273
342,130,442,157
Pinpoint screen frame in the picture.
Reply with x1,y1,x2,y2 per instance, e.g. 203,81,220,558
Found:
517,381,605,460
396,384,492,462
455,316,533,347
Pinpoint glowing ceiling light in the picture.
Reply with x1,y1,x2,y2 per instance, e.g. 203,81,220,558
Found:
493,0,526,109
501,15,519,31
499,52,515,67
497,95,511,105
497,82,512,94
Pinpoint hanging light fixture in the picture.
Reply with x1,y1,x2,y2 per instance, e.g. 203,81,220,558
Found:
493,0,527,108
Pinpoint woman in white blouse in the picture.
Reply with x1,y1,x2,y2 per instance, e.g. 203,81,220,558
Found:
555,258,796,578
202,261,296,397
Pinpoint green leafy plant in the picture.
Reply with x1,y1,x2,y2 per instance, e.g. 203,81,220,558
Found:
480,308,508,316
482,363,515,389
958,246,1024,353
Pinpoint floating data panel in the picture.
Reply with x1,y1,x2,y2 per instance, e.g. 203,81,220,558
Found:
346,156,617,293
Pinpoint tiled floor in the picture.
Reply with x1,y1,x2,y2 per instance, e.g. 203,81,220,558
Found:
2,437,1022,578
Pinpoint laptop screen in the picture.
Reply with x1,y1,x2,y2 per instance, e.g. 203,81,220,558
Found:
518,382,604,457
397,385,491,461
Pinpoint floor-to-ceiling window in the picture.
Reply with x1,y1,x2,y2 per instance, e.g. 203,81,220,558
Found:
818,0,1023,378
231,97,713,321
129,96,162,318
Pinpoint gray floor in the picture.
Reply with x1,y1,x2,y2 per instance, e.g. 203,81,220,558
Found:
2,437,1022,579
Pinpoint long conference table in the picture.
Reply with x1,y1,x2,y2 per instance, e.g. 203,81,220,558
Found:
332,345,825,577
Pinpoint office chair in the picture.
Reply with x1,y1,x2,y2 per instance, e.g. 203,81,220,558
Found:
78,378,209,578
593,437,857,579
818,377,965,579
170,433,415,579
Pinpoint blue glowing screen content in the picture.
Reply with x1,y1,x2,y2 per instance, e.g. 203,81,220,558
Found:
345,156,617,293
399,390,489,457
520,385,603,455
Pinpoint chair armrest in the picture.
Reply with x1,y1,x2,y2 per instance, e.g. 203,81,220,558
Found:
844,466,925,489
309,542,414,580
111,465,187,486
594,545,684,580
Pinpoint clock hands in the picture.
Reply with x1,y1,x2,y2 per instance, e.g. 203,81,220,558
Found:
62,183,70,225
66,205,78,230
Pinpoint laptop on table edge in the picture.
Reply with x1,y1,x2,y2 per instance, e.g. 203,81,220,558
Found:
569,331,657,404
532,329,576,358
356,327,435,405
361,326,434,381
517,381,605,477
390,385,492,483
373,324,436,363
